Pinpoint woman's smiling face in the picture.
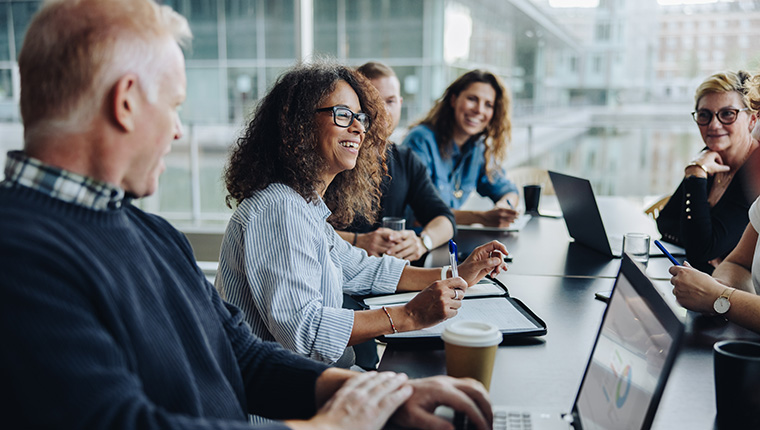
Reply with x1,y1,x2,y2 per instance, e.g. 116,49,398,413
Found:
450,81,496,145
315,80,366,185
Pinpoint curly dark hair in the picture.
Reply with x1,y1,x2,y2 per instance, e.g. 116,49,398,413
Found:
412,69,511,182
224,61,390,229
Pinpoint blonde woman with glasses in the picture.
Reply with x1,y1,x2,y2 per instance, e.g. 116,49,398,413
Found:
658,70,760,273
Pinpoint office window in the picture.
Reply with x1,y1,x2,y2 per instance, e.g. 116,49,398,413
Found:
199,145,229,214
184,68,224,123
159,144,193,214
263,0,295,59
0,69,11,101
595,22,610,41
0,4,9,62
227,68,258,122
11,1,41,58
344,0,424,58
593,55,602,74
226,0,258,59
165,0,219,60
314,0,339,57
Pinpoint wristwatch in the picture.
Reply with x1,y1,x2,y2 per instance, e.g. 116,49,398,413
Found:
713,287,735,315
420,233,433,252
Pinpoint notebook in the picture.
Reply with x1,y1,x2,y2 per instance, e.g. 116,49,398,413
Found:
367,277,547,343
452,254,685,430
548,171,685,258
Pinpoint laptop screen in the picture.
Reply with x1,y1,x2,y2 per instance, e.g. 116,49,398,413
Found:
573,259,680,430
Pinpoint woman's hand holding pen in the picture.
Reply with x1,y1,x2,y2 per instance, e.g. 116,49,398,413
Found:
458,240,510,285
401,277,467,331
669,262,729,314
477,207,519,227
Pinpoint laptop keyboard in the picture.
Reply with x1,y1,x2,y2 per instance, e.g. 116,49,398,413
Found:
455,410,533,430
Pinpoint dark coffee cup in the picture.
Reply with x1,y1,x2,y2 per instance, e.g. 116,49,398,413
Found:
523,185,542,214
714,340,760,429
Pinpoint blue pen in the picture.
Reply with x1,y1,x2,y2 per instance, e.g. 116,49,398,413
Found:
448,240,459,278
654,240,680,266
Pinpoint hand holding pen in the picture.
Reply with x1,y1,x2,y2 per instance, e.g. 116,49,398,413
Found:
654,240,680,266
448,240,459,278
453,240,510,286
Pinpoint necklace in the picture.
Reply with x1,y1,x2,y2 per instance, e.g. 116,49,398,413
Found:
453,164,463,199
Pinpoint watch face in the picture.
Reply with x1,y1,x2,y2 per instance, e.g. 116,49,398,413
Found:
422,235,433,251
714,297,731,314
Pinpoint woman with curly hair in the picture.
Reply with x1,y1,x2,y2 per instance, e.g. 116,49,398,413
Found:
403,69,519,228
215,61,508,367
658,70,760,273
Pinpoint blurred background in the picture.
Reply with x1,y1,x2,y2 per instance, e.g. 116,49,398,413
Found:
1,0,759,228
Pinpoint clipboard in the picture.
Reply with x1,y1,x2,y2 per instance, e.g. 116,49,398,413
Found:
366,277,547,345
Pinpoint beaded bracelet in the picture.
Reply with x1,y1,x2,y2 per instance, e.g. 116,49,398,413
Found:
381,306,398,334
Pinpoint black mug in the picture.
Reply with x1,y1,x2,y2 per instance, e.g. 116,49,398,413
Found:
714,340,760,429
523,185,542,214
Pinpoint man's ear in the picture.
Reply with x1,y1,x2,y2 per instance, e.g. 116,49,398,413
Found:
111,74,140,133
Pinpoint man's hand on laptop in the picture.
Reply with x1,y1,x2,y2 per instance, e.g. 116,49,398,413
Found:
390,375,493,430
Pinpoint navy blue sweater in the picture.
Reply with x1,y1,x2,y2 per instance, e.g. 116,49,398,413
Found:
0,185,328,429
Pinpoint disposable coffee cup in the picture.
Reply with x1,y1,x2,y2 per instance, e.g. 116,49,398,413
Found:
382,216,405,231
523,185,542,214
714,340,760,429
441,320,502,391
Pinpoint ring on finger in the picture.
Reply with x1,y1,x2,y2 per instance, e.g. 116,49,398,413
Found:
453,289,461,300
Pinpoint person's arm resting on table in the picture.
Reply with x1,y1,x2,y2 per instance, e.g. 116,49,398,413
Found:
669,223,760,333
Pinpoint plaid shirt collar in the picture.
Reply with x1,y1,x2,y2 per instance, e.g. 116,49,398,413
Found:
2,150,125,211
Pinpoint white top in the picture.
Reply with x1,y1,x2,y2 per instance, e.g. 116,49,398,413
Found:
749,197,760,294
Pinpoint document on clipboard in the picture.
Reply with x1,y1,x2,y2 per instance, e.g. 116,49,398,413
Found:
365,278,547,344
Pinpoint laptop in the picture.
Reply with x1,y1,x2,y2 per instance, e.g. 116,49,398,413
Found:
548,171,685,258
453,254,685,430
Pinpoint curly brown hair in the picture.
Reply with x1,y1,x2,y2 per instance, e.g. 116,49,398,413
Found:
412,69,511,182
224,61,390,229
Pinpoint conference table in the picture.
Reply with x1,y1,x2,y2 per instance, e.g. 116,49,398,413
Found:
377,197,760,429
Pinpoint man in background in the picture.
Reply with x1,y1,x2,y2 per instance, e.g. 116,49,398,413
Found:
334,62,455,263
0,1,492,429
334,62,457,370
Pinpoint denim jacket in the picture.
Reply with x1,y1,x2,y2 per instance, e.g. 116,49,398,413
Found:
402,124,517,209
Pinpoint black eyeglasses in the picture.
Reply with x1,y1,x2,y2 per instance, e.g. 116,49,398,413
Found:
316,106,370,130
691,107,749,126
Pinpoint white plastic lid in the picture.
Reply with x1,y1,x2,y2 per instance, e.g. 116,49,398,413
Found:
441,320,502,347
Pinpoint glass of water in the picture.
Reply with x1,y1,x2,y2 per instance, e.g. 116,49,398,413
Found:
623,233,650,267
382,217,406,231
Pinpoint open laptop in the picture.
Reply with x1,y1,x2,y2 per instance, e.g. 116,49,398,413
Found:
548,171,685,258
453,254,684,430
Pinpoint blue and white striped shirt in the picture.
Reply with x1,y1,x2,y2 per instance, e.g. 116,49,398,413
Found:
215,183,407,364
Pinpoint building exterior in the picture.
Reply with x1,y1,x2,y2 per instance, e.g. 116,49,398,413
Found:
655,0,760,103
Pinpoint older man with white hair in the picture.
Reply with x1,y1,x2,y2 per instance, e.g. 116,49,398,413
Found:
0,1,492,429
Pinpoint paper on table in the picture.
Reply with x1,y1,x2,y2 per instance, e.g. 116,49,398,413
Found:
381,297,537,339
364,279,507,307
457,214,532,232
